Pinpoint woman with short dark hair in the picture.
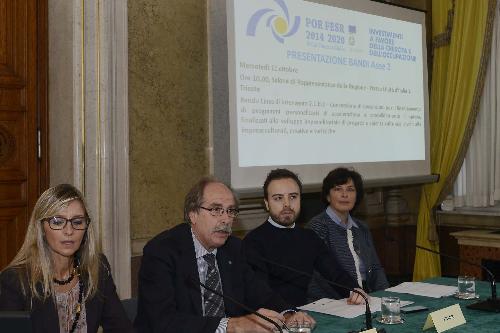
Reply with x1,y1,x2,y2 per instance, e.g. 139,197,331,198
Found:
308,168,389,300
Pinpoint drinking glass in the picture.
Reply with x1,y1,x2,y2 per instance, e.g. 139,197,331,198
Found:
380,296,402,324
287,321,312,333
457,276,476,299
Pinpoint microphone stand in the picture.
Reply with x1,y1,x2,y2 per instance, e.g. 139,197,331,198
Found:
416,244,500,312
188,277,284,333
258,257,386,333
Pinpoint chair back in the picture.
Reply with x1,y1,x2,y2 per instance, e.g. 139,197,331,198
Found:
121,297,138,322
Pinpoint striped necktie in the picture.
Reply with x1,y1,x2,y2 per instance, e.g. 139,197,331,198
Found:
202,253,225,317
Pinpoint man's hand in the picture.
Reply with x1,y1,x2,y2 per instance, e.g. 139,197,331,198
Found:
284,311,316,328
347,287,369,305
227,308,285,333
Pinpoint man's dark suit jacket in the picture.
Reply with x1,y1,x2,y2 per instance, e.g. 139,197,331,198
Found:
0,255,133,333
134,223,289,333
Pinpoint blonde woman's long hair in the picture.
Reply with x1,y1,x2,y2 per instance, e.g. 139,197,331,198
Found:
4,184,101,301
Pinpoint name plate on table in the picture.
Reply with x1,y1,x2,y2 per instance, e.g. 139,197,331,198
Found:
359,329,377,333
423,304,466,332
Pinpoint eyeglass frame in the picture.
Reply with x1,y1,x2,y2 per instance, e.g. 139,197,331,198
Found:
199,206,240,218
42,216,91,230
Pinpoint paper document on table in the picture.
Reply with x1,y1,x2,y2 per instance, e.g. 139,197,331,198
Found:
385,282,457,298
299,297,413,319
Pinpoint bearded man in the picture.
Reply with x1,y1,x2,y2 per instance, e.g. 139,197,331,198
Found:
243,169,365,307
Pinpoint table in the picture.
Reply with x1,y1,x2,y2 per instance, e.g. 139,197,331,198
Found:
311,278,500,333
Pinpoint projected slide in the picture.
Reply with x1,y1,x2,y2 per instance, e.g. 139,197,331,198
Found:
230,0,425,167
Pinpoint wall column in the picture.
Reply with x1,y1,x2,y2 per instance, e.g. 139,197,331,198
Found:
49,0,130,298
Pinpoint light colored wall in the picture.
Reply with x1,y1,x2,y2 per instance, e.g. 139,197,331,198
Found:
128,0,209,243
48,0,74,186
48,0,132,297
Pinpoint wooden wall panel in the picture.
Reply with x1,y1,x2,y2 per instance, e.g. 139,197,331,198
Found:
0,112,27,176
0,0,47,269
0,0,27,84
0,207,27,267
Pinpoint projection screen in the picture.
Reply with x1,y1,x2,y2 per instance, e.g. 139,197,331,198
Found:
209,0,432,195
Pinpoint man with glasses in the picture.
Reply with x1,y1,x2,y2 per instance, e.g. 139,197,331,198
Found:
135,177,309,333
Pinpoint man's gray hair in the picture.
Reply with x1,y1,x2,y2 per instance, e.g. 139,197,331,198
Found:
183,177,238,224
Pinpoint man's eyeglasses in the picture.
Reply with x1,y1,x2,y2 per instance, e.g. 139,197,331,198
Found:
199,206,239,218
43,216,91,230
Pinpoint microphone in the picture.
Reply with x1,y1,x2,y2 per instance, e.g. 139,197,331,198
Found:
256,256,386,333
416,244,500,312
186,276,284,333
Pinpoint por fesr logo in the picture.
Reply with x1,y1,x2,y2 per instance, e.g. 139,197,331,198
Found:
246,0,301,44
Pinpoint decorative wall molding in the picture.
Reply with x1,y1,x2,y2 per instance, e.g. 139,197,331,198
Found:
0,125,16,164
50,0,130,298
437,210,500,229
452,230,500,249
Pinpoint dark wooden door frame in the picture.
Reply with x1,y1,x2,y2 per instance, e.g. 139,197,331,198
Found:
37,0,49,194
0,0,48,269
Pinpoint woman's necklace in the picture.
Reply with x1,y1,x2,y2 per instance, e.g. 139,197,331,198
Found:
53,267,76,285
69,277,84,333
53,259,84,332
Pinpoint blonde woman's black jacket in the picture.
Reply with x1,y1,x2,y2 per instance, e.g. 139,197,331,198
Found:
0,255,133,333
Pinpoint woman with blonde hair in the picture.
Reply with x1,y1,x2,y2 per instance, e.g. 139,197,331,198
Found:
0,184,132,332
